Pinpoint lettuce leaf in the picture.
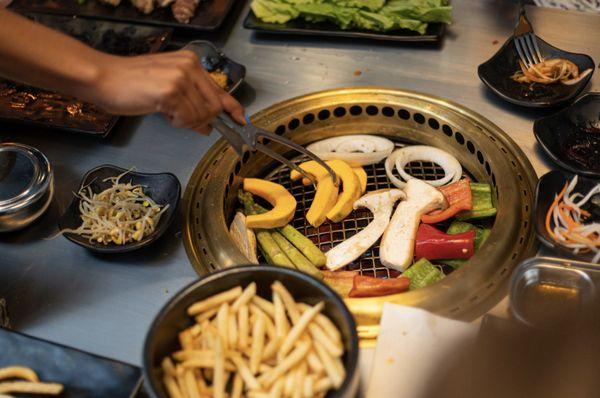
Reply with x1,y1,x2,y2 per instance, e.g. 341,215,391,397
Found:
251,0,300,23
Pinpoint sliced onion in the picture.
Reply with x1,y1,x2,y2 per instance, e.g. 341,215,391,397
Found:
562,68,593,85
306,135,394,166
385,145,462,189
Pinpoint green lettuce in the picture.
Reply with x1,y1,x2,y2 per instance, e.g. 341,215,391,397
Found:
251,0,300,24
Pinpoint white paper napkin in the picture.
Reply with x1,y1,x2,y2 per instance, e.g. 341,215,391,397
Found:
366,303,478,398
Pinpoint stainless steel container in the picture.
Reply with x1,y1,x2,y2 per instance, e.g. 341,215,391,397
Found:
0,143,53,232
509,257,600,328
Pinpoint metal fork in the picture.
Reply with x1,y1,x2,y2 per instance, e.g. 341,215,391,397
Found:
213,113,339,186
514,3,544,68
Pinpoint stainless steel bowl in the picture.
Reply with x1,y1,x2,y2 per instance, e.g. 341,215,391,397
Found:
0,143,53,232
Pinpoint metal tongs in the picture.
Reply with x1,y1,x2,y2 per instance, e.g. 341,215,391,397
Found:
213,113,339,186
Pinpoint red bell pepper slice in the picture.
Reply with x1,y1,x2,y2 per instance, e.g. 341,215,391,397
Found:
422,179,473,224
414,224,475,260
348,275,410,298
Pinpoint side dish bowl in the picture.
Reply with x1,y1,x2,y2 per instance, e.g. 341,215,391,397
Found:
143,265,360,398
58,164,180,253
478,36,594,108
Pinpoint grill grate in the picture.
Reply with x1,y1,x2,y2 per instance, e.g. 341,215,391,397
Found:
262,146,470,278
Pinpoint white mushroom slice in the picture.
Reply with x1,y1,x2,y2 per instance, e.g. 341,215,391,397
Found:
380,179,447,271
229,212,258,264
306,135,395,166
326,189,405,271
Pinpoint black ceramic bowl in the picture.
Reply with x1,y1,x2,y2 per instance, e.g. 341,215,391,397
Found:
143,265,360,398
182,40,246,94
58,164,180,253
534,92,600,178
535,170,600,261
478,36,595,108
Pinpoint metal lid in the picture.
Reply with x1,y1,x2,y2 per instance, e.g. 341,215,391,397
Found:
0,143,52,214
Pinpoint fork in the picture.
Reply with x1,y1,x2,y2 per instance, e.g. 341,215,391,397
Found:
213,113,339,186
514,3,544,68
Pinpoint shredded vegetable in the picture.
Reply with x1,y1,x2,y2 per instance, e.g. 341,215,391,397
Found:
61,170,169,245
545,176,600,263
511,58,593,85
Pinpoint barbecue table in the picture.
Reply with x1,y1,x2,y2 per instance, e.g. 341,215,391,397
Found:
1,0,598,395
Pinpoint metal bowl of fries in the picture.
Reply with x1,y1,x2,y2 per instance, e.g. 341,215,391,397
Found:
143,265,359,398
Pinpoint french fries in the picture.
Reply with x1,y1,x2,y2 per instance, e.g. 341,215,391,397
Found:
0,366,63,396
161,282,346,398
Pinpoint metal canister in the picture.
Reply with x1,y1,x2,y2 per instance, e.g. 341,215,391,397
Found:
509,257,600,328
0,142,53,232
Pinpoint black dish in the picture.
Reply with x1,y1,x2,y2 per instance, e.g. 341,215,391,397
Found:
535,170,600,261
478,36,595,108
0,327,141,398
243,9,445,43
58,165,180,253
0,14,170,137
10,0,236,31
534,92,600,178
182,41,246,94
143,265,360,398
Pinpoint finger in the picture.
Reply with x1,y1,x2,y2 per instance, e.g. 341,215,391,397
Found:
162,94,206,129
193,124,213,136
191,66,224,119
220,93,245,125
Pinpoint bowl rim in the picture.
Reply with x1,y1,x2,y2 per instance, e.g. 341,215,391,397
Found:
58,163,181,253
477,35,595,108
533,92,600,178
142,264,360,398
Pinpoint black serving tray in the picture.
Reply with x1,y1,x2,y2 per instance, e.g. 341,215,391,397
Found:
243,9,445,43
10,0,236,31
0,14,171,137
0,327,142,398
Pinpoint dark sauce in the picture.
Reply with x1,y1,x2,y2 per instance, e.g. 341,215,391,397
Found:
520,83,556,100
565,125,600,173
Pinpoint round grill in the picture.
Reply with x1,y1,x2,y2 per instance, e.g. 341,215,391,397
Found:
183,87,538,343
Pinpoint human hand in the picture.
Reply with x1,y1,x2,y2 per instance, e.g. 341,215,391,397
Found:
92,50,245,135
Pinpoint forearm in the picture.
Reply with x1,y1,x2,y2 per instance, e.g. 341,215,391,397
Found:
0,9,113,102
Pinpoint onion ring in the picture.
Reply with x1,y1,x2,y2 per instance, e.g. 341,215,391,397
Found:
306,135,394,166
385,145,462,189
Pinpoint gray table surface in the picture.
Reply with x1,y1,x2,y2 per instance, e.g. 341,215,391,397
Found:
1,0,599,369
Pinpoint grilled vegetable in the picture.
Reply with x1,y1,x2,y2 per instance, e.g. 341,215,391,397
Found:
229,212,259,264
305,135,394,166
240,193,327,267
291,159,361,223
422,179,472,224
270,231,323,279
291,160,339,227
402,258,444,290
380,179,447,271
240,192,294,267
456,183,497,220
353,167,368,194
243,178,297,229
323,271,357,297
326,189,405,271
414,224,475,261
438,221,491,269
348,274,410,298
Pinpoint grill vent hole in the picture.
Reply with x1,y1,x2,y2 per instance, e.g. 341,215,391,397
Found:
413,113,425,124
334,107,347,117
275,125,285,135
366,105,379,116
234,161,241,174
477,151,484,164
228,173,234,186
350,105,363,116
455,132,465,145
242,151,251,164
466,141,475,153
382,106,394,117
303,113,315,124
428,118,440,130
288,118,300,130
318,109,331,120
398,109,410,120
485,161,491,176
442,124,453,137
